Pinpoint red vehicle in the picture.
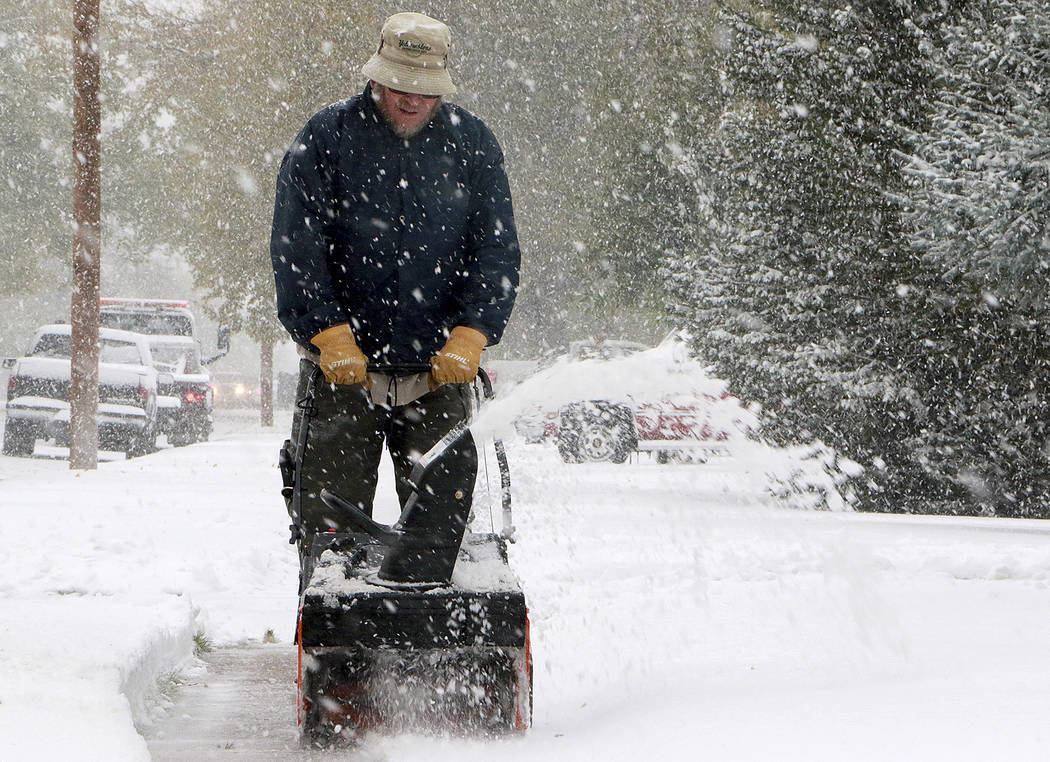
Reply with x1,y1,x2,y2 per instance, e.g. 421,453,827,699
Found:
514,337,747,463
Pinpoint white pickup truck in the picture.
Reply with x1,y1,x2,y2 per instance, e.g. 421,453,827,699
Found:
3,324,162,457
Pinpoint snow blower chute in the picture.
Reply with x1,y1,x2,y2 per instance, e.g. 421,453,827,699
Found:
284,366,532,747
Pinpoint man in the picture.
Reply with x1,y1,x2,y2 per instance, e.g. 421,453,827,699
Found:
271,12,520,586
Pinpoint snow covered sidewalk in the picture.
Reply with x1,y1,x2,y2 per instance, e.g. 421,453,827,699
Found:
487,449,1050,762
2,409,1050,761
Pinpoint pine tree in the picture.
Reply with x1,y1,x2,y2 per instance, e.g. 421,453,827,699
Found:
663,0,954,511
900,0,1050,515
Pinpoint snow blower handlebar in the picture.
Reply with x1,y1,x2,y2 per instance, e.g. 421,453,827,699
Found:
283,363,513,547
363,363,513,541
316,363,514,544
366,362,433,376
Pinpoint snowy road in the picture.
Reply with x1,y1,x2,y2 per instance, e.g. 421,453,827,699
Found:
3,408,1050,760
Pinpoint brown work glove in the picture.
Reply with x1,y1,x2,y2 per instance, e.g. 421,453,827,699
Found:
430,326,487,385
310,323,369,386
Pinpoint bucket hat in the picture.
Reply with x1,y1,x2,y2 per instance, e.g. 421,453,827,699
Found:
361,12,457,97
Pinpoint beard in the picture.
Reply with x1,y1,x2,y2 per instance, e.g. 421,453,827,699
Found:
372,87,443,139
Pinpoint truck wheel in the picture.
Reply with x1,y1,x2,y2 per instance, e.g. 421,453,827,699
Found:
557,402,636,464
125,426,156,458
168,425,193,447
171,414,210,447
194,415,212,443
2,421,37,457
198,423,211,442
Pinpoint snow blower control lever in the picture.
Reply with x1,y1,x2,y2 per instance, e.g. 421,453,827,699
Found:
317,363,508,586
280,363,513,562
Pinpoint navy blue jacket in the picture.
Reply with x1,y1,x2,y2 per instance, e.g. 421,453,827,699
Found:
270,84,520,367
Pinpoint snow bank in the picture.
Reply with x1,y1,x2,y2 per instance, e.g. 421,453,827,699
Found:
475,338,759,442
480,340,855,511
0,595,194,760
354,444,1050,762
0,412,299,759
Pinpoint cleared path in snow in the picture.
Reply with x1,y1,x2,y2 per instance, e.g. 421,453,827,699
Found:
146,644,304,761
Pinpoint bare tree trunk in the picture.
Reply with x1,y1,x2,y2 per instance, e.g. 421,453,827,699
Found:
260,339,274,427
70,0,101,470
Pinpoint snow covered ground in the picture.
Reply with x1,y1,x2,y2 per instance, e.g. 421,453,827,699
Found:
2,387,1050,760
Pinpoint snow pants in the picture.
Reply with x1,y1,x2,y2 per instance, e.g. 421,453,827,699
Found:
285,359,477,576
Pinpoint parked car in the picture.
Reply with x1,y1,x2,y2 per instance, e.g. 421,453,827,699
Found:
97,298,227,445
555,393,735,464
145,335,213,446
3,324,163,457
513,336,753,464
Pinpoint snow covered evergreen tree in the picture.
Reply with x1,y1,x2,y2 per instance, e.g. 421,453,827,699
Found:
662,1,976,513
665,0,1050,515
899,0,1050,515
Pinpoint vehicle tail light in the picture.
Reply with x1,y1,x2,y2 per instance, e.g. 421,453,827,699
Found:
139,383,150,405
7,375,16,395
184,390,205,403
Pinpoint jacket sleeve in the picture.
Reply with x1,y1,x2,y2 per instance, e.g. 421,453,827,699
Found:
458,127,521,346
270,115,348,347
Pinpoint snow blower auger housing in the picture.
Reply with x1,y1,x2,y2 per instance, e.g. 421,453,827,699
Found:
297,530,531,745
292,367,532,747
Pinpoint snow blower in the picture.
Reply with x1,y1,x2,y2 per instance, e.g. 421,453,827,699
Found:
285,366,531,747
